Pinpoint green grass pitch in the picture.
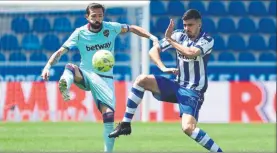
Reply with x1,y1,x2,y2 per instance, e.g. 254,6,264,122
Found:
0,122,275,152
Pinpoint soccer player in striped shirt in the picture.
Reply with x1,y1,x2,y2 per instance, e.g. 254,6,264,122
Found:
109,9,223,152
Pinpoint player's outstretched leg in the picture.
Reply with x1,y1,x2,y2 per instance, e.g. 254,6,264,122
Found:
109,76,149,138
101,105,115,152
109,75,159,138
182,114,223,152
108,83,145,138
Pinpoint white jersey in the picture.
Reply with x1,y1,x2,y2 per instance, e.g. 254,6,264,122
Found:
159,29,214,93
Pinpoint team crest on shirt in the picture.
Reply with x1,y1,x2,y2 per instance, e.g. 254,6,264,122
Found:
103,30,110,37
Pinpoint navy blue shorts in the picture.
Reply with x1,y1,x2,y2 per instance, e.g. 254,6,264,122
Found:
153,75,204,121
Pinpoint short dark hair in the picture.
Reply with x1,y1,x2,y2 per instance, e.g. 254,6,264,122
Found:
182,9,201,20
86,3,105,15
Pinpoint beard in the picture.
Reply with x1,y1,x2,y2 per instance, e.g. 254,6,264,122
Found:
89,21,102,29
186,31,196,39
186,31,193,38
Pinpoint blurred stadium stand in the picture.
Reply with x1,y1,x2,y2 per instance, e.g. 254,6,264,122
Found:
0,1,275,81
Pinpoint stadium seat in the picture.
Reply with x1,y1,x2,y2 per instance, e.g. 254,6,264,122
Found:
21,34,41,51
237,17,256,33
11,17,30,33
167,1,185,16
150,1,166,15
0,34,20,51
208,53,215,62
217,18,236,33
42,34,60,51
258,52,276,62
33,17,51,33
62,34,70,44
207,1,227,16
106,8,126,16
248,34,267,51
59,54,69,62
155,17,170,33
72,52,81,62
248,1,267,16
258,18,276,33
150,65,162,75
213,34,226,51
160,51,174,61
104,17,112,22
29,52,48,62
115,53,130,61
150,20,156,33
227,34,246,51
122,36,131,50
117,17,128,24
187,1,206,15
9,52,27,61
113,66,131,81
176,19,184,29
53,17,72,32
268,1,276,16
74,17,87,29
238,52,256,62
269,35,276,51
228,1,247,16
0,52,5,61
218,52,236,62
202,18,216,34
115,37,127,52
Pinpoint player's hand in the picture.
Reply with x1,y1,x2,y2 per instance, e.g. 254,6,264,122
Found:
161,67,179,75
165,19,175,38
41,68,50,81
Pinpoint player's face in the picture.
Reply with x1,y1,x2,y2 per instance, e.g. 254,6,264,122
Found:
183,19,201,38
86,8,104,29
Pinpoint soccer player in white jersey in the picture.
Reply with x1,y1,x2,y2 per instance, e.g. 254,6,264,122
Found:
40,3,158,152
109,9,223,152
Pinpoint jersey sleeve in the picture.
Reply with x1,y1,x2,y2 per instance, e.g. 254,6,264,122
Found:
195,35,214,56
62,28,80,50
109,22,123,35
158,29,183,52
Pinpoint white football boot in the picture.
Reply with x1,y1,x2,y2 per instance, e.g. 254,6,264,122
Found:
58,78,70,101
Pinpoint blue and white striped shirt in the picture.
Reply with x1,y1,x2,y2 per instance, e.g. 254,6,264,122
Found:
159,29,214,93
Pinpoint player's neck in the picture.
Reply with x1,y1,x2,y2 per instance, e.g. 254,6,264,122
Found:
190,29,202,41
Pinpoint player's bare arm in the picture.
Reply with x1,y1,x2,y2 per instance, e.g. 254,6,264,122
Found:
165,19,200,58
121,25,159,45
149,45,165,70
149,44,178,75
41,47,68,81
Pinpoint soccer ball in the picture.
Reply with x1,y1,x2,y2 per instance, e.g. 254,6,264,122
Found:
92,50,115,72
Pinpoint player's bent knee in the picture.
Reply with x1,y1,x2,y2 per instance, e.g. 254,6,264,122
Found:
135,74,148,87
136,74,156,90
182,124,196,136
66,63,82,82
65,63,76,74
